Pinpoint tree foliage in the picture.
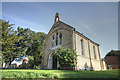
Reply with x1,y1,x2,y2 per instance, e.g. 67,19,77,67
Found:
26,31,46,67
1,19,46,68
55,47,77,70
1,20,21,64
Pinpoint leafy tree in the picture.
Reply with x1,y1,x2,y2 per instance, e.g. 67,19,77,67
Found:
1,20,30,67
26,32,46,68
14,27,46,68
55,47,77,70
28,56,34,68
14,27,30,56
0,20,2,59
1,20,18,66
1,19,46,68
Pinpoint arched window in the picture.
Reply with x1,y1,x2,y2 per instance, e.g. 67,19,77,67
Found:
93,46,96,59
52,35,54,47
59,33,62,45
81,39,84,55
56,33,58,46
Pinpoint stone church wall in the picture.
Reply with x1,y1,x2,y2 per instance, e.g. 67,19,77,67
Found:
42,24,74,69
91,59,101,70
75,32,102,70
76,56,91,70
102,60,107,70
89,42,99,60
42,13,106,70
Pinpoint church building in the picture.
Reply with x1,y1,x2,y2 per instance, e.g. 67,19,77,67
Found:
41,13,107,70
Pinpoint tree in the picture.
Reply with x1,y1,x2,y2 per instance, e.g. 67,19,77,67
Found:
1,20,20,67
55,47,77,70
14,27,30,57
26,32,46,68
1,19,46,68
14,27,46,68
1,20,30,67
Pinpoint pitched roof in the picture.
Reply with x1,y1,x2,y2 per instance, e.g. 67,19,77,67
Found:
46,13,99,46
58,21,99,46
106,50,120,56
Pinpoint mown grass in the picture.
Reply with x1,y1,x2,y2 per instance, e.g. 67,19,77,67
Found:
1,69,119,78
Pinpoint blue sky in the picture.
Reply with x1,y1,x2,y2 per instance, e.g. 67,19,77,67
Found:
2,2,118,58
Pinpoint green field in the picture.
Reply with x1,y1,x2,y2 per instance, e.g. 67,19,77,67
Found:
1,69,119,78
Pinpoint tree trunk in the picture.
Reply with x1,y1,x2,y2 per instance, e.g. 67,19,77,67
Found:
8,58,15,68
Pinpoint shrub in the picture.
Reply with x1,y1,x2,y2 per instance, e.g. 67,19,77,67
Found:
55,47,77,70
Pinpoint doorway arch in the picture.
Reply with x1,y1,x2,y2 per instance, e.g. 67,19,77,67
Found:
48,52,58,69
48,52,53,69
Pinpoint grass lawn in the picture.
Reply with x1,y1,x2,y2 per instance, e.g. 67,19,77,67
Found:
1,69,119,78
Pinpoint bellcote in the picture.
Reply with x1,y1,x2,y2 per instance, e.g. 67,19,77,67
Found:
54,12,61,24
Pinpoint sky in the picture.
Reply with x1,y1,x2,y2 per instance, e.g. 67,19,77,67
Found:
2,2,118,58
